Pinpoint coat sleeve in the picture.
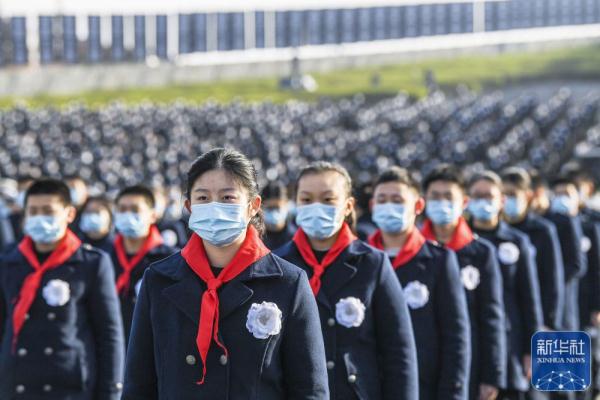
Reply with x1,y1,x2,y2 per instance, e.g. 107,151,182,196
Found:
281,270,329,400
478,244,507,388
373,253,419,400
516,235,544,353
538,224,565,330
88,252,126,400
561,216,587,281
436,250,471,399
585,223,600,317
0,260,5,350
122,270,159,400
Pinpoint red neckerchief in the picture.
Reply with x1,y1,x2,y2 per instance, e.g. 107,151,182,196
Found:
421,217,474,251
13,229,81,350
114,224,164,295
292,222,357,295
181,225,270,384
368,227,426,269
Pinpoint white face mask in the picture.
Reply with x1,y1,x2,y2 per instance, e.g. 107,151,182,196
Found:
188,202,248,247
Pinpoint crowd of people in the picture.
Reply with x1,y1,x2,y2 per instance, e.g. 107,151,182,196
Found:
0,88,598,400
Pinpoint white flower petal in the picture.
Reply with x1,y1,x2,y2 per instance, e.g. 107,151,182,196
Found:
404,281,430,309
498,242,520,265
246,301,282,339
461,265,481,291
42,279,70,307
335,297,366,328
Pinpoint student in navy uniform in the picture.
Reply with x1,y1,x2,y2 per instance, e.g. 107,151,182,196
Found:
421,164,506,400
78,196,115,253
529,170,551,216
261,181,296,250
544,175,587,331
354,182,377,240
367,166,470,400
467,170,543,400
109,185,177,341
501,167,565,331
153,186,189,248
123,148,329,399
569,168,600,400
65,175,90,236
275,161,419,400
7,176,34,241
0,178,124,399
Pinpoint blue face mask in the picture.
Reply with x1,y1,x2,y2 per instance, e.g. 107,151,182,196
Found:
425,200,463,226
24,215,64,244
80,213,107,234
504,196,526,220
372,203,410,233
0,198,10,218
295,203,342,240
188,202,248,247
263,208,288,227
69,188,81,206
114,212,148,238
16,191,26,209
468,199,499,222
550,195,576,216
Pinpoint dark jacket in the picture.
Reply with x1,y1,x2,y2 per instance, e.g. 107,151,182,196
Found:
0,244,125,400
453,237,507,398
157,219,189,248
276,239,419,400
80,232,115,254
263,223,296,251
510,213,565,330
473,221,543,392
395,241,471,400
579,208,600,329
122,252,329,400
544,212,588,330
109,243,177,341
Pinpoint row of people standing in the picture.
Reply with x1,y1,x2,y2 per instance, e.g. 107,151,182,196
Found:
1,147,599,399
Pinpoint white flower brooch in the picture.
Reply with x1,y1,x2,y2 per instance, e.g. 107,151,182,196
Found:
246,302,283,339
404,281,430,309
582,236,592,253
498,242,520,265
461,265,481,291
42,279,71,307
335,297,366,328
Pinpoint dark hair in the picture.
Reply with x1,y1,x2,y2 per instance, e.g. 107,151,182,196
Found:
25,178,71,207
82,196,114,223
565,167,596,186
422,163,465,192
468,170,503,189
116,185,156,208
186,148,264,235
528,169,546,190
295,161,355,229
261,181,288,201
500,167,531,191
550,174,576,188
374,166,420,192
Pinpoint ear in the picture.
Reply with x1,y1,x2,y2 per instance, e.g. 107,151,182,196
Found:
184,199,192,214
65,205,77,224
462,195,470,210
414,197,425,216
148,208,158,224
249,195,262,218
345,197,356,217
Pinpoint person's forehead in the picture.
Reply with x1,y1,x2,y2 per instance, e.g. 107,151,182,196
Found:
193,170,243,190
428,180,462,192
26,194,65,206
375,181,414,195
299,171,346,187
117,194,151,205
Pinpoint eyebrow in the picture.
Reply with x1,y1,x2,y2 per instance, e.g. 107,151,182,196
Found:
194,187,237,193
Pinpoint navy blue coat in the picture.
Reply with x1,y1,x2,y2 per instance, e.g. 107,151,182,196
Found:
453,237,507,399
394,241,471,400
109,243,177,342
510,213,565,330
579,209,600,329
157,219,189,248
0,244,125,400
544,212,588,330
122,251,329,400
80,232,114,254
473,221,543,392
276,240,419,400
263,223,296,251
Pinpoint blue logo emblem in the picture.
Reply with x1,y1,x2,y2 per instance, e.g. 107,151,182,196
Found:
531,331,591,392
